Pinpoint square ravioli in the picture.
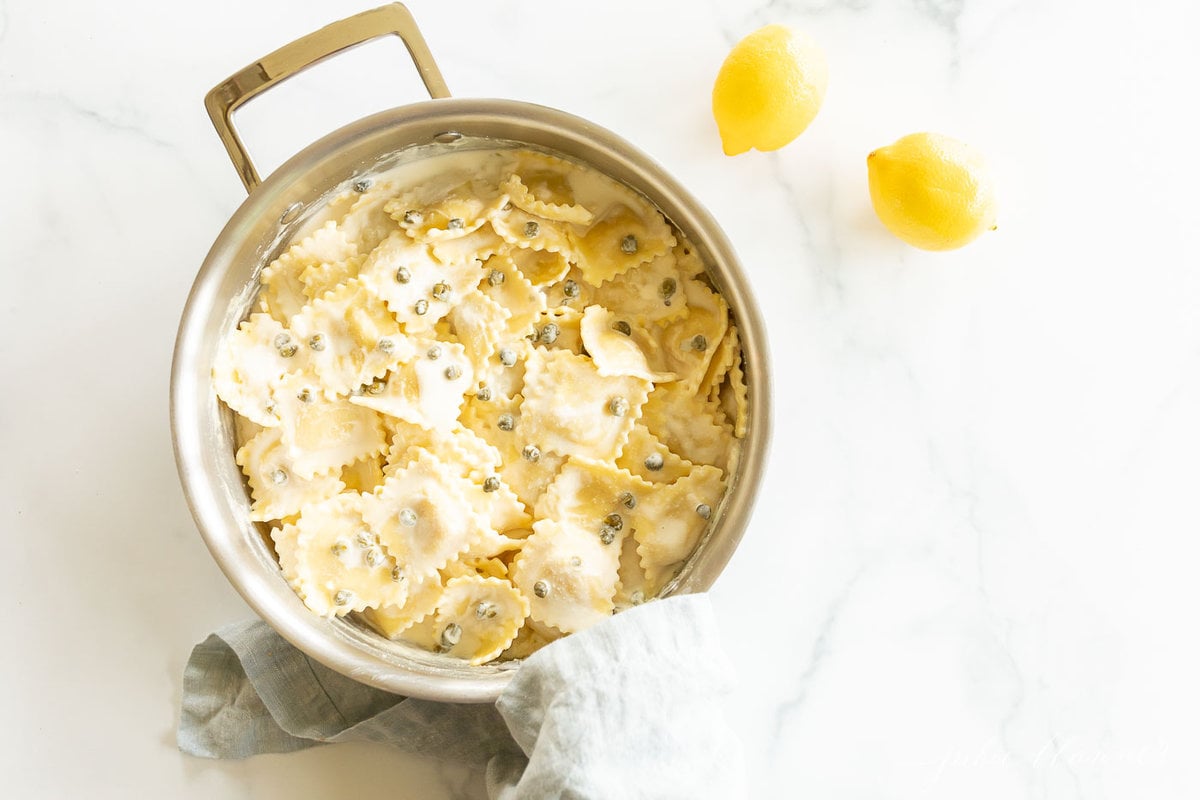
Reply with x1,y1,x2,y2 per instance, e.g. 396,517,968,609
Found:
520,349,651,462
215,146,745,664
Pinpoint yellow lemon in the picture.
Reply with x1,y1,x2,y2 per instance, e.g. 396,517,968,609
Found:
867,132,998,251
712,24,828,156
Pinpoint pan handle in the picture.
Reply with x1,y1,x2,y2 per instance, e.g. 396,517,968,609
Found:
204,3,451,193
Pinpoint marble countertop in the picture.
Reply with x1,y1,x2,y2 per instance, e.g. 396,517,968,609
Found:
4,0,1199,796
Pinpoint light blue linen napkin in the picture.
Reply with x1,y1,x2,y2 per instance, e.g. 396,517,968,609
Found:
179,593,746,799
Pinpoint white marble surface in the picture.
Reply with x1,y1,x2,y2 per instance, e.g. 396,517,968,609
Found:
3,0,1199,796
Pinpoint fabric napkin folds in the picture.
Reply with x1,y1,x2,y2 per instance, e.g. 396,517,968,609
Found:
179,593,746,799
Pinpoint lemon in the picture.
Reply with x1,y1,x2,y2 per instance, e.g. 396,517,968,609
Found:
867,132,998,251
712,24,828,156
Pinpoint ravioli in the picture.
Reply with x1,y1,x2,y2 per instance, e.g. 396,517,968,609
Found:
215,147,746,663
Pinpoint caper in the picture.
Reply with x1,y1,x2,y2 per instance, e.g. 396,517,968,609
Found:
377,338,394,354
444,364,462,380
619,491,637,509
366,378,386,395
427,344,442,360
611,320,631,336
539,323,560,345
447,217,465,230
620,234,638,254
414,299,429,316
522,444,541,462
440,623,463,648
696,503,712,520
691,334,708,352
308,333,326,351
660,277,677,302
608,396,629,417
488,269,505,286
562,279,579,298
431,282,451,301
599,526,616,545
395,266,412,284
644,453,664,471
270,468,288,485
365,548,385,567
278,342,298,358
533,580,549,598
603,513,623,530
334,589,353,606
475,602,498,620
482,476,501,493
524,220,540,237
402,210,421,226
399,508,418,527
476,386,493,402
297,388,313,403
352,178,372,193
498,348,517,367
497,413,515,431
391,565,405,583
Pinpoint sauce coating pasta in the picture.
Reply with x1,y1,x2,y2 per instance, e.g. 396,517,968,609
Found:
214,148,748,663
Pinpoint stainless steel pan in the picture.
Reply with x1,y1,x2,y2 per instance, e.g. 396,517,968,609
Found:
171,3,771,702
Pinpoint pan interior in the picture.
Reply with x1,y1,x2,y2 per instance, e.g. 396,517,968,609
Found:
173,99,770,699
